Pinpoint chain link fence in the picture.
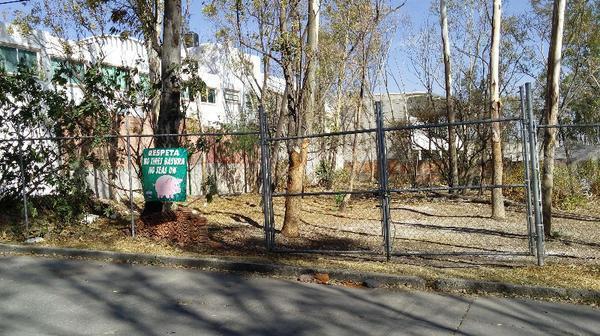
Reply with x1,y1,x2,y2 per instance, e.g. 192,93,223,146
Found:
3,82,600,266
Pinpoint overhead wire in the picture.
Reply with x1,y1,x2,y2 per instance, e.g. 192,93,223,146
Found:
0,0,29,5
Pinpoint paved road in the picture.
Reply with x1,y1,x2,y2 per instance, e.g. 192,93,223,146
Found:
0,255,598,336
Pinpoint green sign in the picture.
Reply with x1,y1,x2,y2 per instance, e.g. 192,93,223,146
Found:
141,148,188,202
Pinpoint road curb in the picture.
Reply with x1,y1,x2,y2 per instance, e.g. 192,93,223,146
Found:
433,278,600,303
0,243,598,304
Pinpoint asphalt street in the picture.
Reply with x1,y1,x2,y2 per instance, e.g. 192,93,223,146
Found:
0,255,598,335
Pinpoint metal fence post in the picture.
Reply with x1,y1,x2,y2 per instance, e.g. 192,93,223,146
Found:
519,86,535,255
374,101,391,260
258,105,274,250
525,82,545,266
125,112,136,238
17,124,29,235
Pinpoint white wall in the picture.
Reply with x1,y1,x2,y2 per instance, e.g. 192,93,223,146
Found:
183,43,262,127
1,22,281,128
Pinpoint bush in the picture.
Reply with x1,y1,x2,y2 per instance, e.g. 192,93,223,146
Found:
202,175,218,203
315,160,351,190
315,160,335,189
503,160,600,210
503,165,526,203
552,160,600,210
575,159,600,197
332,167,350,189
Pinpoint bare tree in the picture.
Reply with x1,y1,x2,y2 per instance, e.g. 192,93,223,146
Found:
281,0,320,237
278,0,302,237
439,0,458,191
489,0,505,219
541,0,567,237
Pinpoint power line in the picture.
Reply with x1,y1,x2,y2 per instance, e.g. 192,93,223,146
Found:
0,0,29,5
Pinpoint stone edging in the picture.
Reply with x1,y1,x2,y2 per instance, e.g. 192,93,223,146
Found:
0,243,597,304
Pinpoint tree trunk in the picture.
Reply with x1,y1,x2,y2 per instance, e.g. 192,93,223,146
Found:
339,107,360,211
339,61,365,211
147,51,161,130
440,0,459,191
270,87,288,191
144,0,182,215
281,0,319,237
282,143,306,237
328,25,350,171
279,0,299,237
243,152,248,193
489,0,505,220
542,0,566,238
136,0,163,131
298,0,320,173
329,75,345,170
156,0,182,147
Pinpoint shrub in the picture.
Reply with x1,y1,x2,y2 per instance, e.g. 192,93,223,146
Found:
503,165,526,203
551,160,600,210
503,160,600,210
332,167,350,189
315,160,335,189
202,175,218,203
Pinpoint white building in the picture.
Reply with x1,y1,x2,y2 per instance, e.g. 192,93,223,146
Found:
0,22,281,127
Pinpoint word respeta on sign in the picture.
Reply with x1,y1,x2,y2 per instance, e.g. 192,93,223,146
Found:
145,148,183,157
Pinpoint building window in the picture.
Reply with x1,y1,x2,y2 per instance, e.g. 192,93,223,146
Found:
199,87,216,103
139,74,151,92
207,88,216,103
184,86,216,103
50,57,85,85
101,65,128,91
224,89,239,103
0,45,37,73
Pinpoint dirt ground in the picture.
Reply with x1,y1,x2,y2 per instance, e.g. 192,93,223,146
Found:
1,193,599,291
193,193,600,265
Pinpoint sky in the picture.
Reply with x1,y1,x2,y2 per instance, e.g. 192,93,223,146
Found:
1,0,537,93
185,0,536,94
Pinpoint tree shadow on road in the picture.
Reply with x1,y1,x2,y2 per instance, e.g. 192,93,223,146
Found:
1,255,598,336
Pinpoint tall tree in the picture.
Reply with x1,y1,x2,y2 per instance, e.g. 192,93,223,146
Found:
281,0,320,237
439,0,458,191
541,0,567,237
156,0,182,147
144,0,182,214
489,0,505,219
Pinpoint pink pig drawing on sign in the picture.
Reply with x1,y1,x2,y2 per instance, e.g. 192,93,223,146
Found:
155,175,182,199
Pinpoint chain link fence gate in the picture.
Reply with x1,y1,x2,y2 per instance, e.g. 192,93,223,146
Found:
259,88,546,265
259,105,385,256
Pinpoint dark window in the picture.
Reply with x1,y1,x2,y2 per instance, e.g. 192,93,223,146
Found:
207,88,216,103
0,45,37,73
50,57,85,85
199,87,216,103
101,65,128,91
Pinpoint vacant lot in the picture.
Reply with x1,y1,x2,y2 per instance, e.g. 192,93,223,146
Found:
194,193,599,263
